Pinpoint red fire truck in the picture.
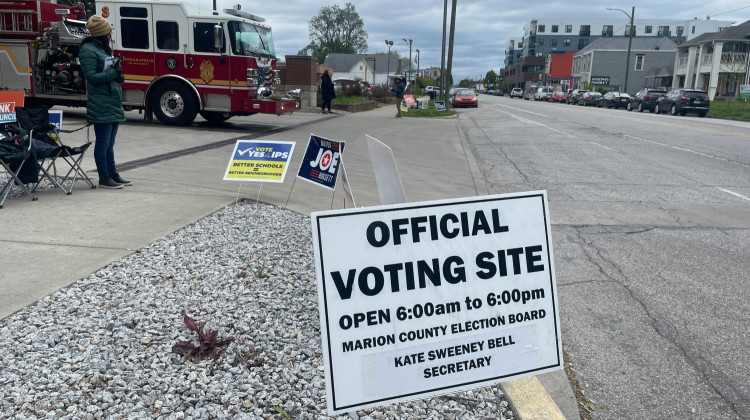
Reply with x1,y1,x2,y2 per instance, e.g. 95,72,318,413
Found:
0,0,301,125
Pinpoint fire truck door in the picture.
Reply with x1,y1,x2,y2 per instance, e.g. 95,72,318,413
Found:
110,3,156,85
189,20,231,109
151,4,189,80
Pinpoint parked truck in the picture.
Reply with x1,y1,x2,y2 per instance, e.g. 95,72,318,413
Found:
0,0,301,125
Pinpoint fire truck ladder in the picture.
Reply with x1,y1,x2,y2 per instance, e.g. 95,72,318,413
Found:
0,8,35,35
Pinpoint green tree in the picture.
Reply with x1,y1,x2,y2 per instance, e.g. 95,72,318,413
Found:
298,3,368,64
485,70,498,86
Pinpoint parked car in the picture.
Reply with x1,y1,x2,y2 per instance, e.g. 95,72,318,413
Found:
597,92,631,109
332,79,362,96
452,89,478,108
494,89,505,96
359,81,372,97
548,91,567,103
577,91,602,106
627,88,666,113
534,86,554,101
425,85,442,99
510,88,523,98
567,89,588,104
656,88,710,117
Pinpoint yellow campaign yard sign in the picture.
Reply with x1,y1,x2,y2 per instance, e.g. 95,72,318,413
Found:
223,140,295,183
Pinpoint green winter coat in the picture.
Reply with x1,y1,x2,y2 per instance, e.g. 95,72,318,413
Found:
79,39,125,123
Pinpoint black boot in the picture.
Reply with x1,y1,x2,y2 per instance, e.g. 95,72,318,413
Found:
111,173,132,186
99,177,123,189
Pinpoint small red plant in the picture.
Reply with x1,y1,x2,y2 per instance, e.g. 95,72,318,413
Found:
171,315,234,362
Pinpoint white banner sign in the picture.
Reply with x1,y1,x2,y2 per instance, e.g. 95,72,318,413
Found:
311,192,562,415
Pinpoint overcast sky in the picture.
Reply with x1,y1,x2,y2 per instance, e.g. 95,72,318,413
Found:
210,0,748,82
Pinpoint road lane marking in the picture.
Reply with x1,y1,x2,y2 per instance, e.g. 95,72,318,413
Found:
718,188,750,202
569,107,750,139
588,141,615,151
624,134,750,169
492,103,551,118
492,107,576,138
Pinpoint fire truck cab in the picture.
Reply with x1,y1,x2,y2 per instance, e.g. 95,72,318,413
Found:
0,0,301,125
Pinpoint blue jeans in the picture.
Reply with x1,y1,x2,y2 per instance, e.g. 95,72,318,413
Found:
93,122,119,179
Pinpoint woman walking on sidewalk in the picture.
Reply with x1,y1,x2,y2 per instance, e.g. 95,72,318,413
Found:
80,15,132,189
320,70,335,114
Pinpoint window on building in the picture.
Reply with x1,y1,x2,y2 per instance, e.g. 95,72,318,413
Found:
538,24,545,33
536,52,544,57
537,38,544,46
577,38,589,49
564,38,571,47
121,19,149,49
635,55,644,71
565,25,572,33
580,25,590,36
676,26,684,34
602,25,613,36
625,25,636,37
551,38,558,47
692,26,696,34
645,25,652,34
551,25,559,33
156,21,179,50
657,26,669,36
518,41,523,48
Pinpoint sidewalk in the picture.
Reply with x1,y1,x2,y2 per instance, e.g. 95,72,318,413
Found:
0,105,578,419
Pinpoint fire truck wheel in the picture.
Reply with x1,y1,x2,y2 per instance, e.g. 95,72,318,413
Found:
151,81,198,126
199,111,231,124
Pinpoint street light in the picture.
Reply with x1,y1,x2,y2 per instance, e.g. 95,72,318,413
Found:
385,40,393,84
402,38,413,87
607,6,635,93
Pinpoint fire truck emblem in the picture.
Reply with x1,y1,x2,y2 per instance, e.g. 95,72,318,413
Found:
199,60,214,84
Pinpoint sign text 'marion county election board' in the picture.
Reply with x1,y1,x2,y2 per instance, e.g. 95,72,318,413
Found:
311,192,562,415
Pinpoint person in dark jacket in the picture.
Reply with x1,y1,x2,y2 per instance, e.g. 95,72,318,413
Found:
391,77,405,117
320,70,335,114
80,15,130,189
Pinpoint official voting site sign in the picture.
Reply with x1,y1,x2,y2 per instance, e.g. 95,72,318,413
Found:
296,134,345,191
223,140,294,182
311,192,562,414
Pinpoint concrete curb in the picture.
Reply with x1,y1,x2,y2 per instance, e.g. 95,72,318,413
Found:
501,376,567,420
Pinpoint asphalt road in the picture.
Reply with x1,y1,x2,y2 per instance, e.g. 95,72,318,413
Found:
456,95,750,419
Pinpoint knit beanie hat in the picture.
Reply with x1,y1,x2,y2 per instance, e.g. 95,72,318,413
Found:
86,15,112,37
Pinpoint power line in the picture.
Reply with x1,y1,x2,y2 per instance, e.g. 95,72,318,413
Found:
709,4,750,18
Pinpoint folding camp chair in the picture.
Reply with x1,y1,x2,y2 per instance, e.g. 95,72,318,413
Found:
0,128,38,208
15,106,94,195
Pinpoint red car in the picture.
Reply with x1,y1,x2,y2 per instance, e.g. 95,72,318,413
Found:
549,91,567,103
452,89,478,108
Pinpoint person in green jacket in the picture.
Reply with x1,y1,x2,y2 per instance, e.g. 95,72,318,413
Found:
80,15,131,189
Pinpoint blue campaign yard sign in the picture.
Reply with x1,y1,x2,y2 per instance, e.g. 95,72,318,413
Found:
296,134,345,191
223,140,295,182
435,101,446,111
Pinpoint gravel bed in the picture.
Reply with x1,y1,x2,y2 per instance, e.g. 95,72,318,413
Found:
0,202,513,419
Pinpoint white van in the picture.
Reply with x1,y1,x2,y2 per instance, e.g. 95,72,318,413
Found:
534,86,554,101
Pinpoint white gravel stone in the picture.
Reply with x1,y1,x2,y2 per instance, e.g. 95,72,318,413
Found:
0,202,512,419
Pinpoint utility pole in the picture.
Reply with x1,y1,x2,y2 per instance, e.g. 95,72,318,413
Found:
607,6,635,93
415,49,420,87
385,40,393,85
446,0,457,102
440,0,448,103
403,38,413,89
